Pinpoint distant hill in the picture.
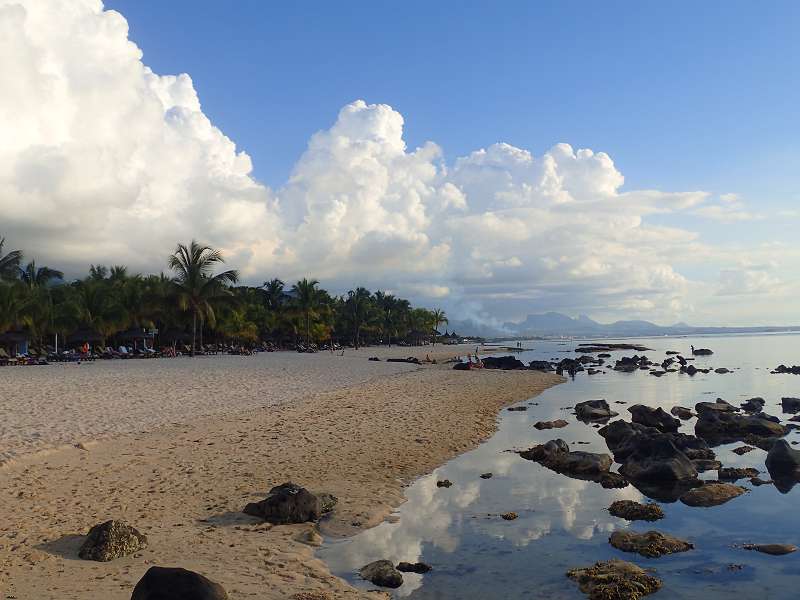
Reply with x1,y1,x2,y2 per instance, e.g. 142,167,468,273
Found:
448,312,800,339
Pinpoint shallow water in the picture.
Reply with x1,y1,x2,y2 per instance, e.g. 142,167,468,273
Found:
319,333,800,599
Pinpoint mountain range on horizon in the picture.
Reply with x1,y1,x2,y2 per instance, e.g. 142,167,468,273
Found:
445,312,800,339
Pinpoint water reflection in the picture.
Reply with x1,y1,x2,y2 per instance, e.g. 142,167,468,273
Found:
321,334,800,598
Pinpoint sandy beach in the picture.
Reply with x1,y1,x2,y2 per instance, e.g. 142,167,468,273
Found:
0,346,561,599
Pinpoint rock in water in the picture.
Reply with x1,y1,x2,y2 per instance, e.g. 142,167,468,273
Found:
567,559,662,599
131,567,228,600
717,467,760,481
781,397,800,413
519,439,612,478
679,482,747,507
617,435,698,482
765,440,800,479
360,560,403,588
436,479,453,488
397,561,432,573
628,405,681,433
574,399,618,422
533,419,569,430
608,500,664,522
78,520,147,562
671,406,694,420
609,530,693,558
243,482,321,524
743,543,798,556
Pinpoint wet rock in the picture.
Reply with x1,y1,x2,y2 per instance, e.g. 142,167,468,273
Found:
397,561,432,573
360,560,403,588
696,410,786,444
741,398,765,413
628,405,681,433
534,419,569,430
483,355,526,370
519,439,612,479
436,479,453,488
693,459,722,472
507,406,527,412
479,472,493,479
781,397,800,413
243,482,321,524
680,482,747,507
131,567,227,600
743,543,798,556
717,467,760,481
765,440,800,479
574,399,618,422
608,500,664,522
714,368,731,374
566,559,662,599
598,472,629,489
78,520,147,562
750,476,773,486
501,512,518,520
692,348,714,356
609,530,693,558
671,406,694,420
617,435,698,482
557,358,584,376
599,420,713,464
529,360,554,371
695,399,737,415
773,364,800,375
732,445,756,455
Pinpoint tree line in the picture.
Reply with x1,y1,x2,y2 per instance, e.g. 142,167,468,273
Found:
0,237,449,354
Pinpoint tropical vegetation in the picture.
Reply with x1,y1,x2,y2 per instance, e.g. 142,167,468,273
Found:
0,236,452,353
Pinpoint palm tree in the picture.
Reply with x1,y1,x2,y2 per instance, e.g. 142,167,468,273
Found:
290,278,321,345
19,261,64,289
0,237,22,281
431,308,448,346
88,265,109,281
73,280,126,343
345,287,373,349
0,283,29,333
168,240,239,356
262,278,285,311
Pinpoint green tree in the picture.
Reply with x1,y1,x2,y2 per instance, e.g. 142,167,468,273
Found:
0,237,22,281
19,261,64,289
290,278,322,345
168,240,239,356
431,308,448,346
344,287,374,349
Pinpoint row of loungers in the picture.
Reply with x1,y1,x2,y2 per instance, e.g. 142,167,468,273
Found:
0,344,264,365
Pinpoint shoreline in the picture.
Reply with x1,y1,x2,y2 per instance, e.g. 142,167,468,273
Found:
0,355,562,599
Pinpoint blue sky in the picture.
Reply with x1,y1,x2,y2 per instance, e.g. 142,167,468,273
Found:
107,0,799,203
5,0,800,324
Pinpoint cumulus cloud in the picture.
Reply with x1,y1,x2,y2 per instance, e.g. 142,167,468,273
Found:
1,0,785,324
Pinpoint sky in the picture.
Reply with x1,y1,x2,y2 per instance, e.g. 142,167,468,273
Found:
1,0,799,326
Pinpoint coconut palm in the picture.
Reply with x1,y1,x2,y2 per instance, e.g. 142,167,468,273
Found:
431,308,448,346
0,237,22,281
290,278,322,344
19,261,64,289
345,287,374,349
168,240,239,356
0,283,29,333
262,278,285,311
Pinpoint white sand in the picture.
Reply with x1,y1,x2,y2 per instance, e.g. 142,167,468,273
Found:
0,355,561,599
0,345,479,464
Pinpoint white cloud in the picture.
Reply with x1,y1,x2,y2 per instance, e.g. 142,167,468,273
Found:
0,0,790,325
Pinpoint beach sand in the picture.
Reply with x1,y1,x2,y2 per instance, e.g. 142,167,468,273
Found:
0,348,561,599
